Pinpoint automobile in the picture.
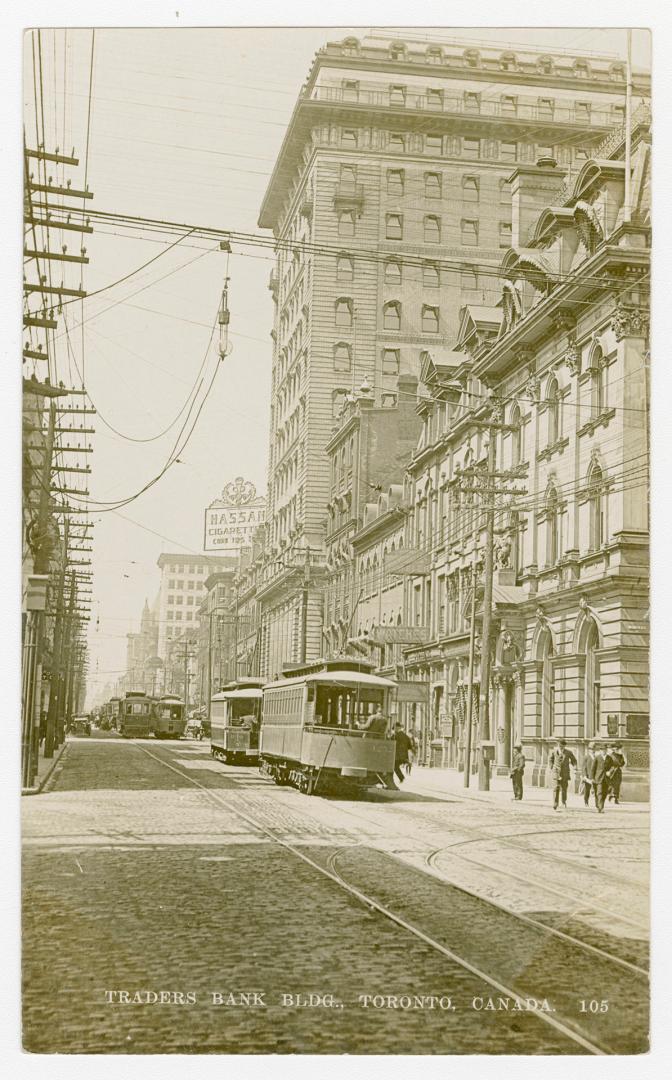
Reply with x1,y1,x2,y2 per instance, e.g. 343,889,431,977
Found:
71,715,91,736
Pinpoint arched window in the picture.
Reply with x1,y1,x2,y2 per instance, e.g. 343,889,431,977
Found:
335,297,353,328
547,377,560,444
389,42,407,61
426,46,443,65
510,404,522,466
583,618,601,737
383,301,401,331
573,58,590,79
333,342,352,373
587,463,606,550
509,511,523,578
590,346,605,416
538,628,555,738
545,485,560,565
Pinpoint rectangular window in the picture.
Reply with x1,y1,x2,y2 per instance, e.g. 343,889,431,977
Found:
384,259,402,285
336,254,354,282
500,141,517,162
167,611,174,621
340,163,357,184
425,133,443,153
389,84,407,106
342,79,359,102
461,219,479,246
168,596,174,606
575,102,591,122
382,348,400,375
385,213,403,240
424,172,441,198
463,138,480,159
424,215,441,243
388,133,405,152
500,95,517,116
175,611,183,620
422,306,439,333
538,97,555,118
334,343,352,372
464,92,481,113
176,595,183,604
187,595,194,605
341,129,357,147
462,176,479,202
499,221,512,248
422,263,440,287
338,210,356,237
386,168,405,195
427,88,443,109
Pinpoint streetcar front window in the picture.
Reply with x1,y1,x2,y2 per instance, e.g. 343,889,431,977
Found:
229,699,261,728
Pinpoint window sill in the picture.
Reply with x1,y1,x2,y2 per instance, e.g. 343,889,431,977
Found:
577,408,616,437
537,436,569,462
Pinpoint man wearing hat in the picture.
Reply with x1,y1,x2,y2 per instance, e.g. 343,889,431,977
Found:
510,743,526,801
589,741,614,813
548,737,577,810
581,742,598,807
607,742,626,804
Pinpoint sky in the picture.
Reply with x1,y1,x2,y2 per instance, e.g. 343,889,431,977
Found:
18,23,652,704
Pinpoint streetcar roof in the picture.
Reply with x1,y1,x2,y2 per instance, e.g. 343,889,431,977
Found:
211,688,263,701
263,671,397,690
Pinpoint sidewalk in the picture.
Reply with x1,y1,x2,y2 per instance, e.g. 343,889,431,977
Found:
22,739,69,796
400,764,648,814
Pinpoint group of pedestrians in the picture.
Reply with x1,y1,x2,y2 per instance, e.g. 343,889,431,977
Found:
510,737,626,811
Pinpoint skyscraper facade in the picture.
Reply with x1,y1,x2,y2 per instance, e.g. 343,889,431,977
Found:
257,33,650,677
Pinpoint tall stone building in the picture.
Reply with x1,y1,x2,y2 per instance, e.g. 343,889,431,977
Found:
403,105,650,793
257,32,649,677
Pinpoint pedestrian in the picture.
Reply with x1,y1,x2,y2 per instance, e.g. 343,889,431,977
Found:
606,742,626,804
590,742,614,813
510,743,526,800
405,731,418,776
548,738,578,810
393,722,412,784
581,742,597,807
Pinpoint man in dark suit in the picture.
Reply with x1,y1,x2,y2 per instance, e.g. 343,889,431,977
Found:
510,744,526,801
607,742,626,803
581,743,597,806
548,738,577,810
590,742,614,812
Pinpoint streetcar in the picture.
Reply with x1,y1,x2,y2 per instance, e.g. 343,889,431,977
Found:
118,691,153,738
152,694,187,739
259,659,396,795
210,679,264,764
101,697,122,731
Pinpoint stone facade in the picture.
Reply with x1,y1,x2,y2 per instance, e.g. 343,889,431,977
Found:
255,33,644,678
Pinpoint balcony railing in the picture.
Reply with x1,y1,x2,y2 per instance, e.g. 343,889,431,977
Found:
308,84,615,127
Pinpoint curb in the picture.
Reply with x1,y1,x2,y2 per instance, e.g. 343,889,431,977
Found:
22,740,68,796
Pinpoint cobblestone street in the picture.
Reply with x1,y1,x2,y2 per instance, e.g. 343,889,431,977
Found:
22,735,649,1054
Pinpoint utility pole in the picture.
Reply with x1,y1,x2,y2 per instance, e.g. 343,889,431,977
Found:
463,545,479,788
477,431,497,790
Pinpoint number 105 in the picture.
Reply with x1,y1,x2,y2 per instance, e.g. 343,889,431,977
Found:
579,1000,609,1013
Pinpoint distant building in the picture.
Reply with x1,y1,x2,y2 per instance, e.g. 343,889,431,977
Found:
155,552,237,690
123,598,159,694
257,32,649,677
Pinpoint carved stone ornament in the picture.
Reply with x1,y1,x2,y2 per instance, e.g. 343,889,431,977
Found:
494,535,512,569
564,339,580,376
611,305,650,341
524,375,540,404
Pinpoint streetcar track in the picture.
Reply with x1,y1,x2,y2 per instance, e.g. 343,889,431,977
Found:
130,740,626,1055
296,789,650,936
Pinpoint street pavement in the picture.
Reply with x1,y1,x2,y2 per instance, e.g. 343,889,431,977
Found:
22,734,649,1054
